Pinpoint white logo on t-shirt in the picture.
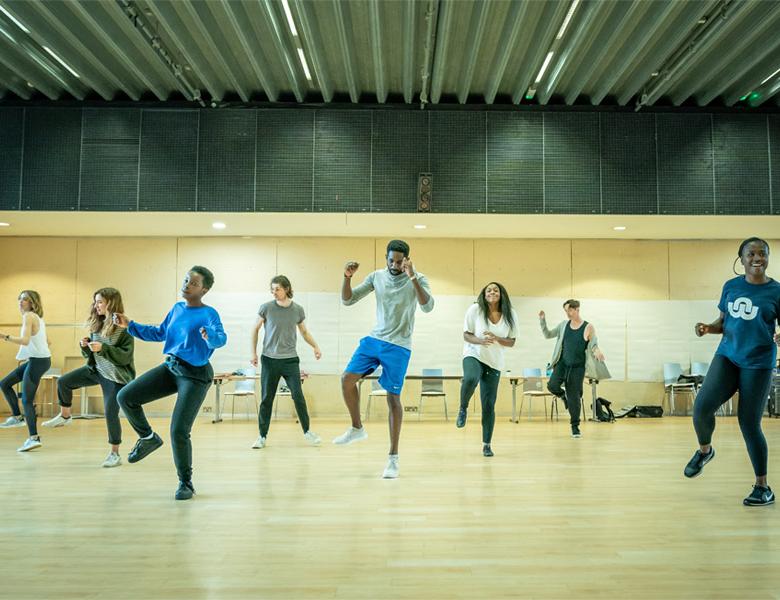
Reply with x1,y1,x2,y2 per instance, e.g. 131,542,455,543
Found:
727,297,758,320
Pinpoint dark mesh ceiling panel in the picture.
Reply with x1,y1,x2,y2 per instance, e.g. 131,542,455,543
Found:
544,112,600,214
601,113,657,214
769,115,780,215
256,109,313,212
371,110,428,212
313,110,371,212
430,111,486,213
21,108,81,210
657,113,714,215
139,110,198,211
0,107,23,210
487,112,543,214
713,114,770,215
80,109,140,211
197,109,256,212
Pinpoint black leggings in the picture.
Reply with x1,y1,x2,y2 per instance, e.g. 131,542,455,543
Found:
693,354,773,477
117,357,212,482
547,362,585,426
58,366,125,446
459,357,501,444
258,355,310,437
1,357,51,437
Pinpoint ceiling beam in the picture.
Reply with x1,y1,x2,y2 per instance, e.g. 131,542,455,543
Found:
483,1,530,105
331,0,360,102
456,0,490,104
429,0,453,104
401,0,416,104
290,0,333,102
368,0,386,103
257,0,305,102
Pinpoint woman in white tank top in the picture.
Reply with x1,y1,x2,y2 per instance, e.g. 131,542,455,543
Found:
0,290,52,451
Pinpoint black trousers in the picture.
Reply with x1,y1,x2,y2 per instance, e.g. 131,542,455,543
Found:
58,365,125,445
117,357,212,482
459,357,501,444
693,354,773,477
258,355,310,438
1,357,51,437
547,362,585,427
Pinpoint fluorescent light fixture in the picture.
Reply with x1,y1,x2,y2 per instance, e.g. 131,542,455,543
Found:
0,25,14,43
212,222,226,230
297,48,312,81
524,87,536,100
535,52,554,83
613,226,626,231
760,66,780,86
43,46,79,78
414,224,427,230
0,222,10,227
281,0,298,36
555,0,580,40
0,5,29,33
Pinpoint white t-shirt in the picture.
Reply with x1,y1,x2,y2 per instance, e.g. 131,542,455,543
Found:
462,303,518,371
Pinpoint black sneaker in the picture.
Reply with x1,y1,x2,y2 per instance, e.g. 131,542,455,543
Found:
743,485,774,507
683,448,715,478
456,409,467,428
482,444,494,457
175,480,196,501
127,432,164,463
571,425,582,438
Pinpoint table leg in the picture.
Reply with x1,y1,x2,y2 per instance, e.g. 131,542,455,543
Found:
213,381,223,423
511,382,517,423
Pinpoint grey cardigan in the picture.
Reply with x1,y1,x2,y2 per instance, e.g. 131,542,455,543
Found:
539,318,611,381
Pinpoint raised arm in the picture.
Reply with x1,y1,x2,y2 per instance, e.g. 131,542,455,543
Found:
405,259,434,312
120,308,172,342
342,265,375,306
538,311,561,339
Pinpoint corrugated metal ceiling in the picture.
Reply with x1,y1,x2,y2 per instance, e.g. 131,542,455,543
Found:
0,0,778,108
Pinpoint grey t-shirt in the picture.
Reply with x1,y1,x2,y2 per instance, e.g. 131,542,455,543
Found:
258,300,306,359
342,269,434,350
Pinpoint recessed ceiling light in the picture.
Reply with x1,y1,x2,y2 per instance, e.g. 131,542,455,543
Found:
212,222,226,230
613,226,626,231
414,224,427,230
0,222,10,227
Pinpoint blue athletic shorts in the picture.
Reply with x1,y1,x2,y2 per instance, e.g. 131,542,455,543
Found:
344,336,412,395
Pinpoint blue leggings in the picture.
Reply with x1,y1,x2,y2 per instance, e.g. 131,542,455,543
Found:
692,354,773,477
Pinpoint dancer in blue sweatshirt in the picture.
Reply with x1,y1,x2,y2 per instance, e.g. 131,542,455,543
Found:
115,266,227,500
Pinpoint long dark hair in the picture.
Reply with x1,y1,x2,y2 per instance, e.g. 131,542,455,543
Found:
476,282,514,330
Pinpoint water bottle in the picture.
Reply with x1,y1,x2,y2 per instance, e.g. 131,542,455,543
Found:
545,363,553,377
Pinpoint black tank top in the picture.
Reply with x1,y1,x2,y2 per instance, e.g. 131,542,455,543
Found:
561,320,588,367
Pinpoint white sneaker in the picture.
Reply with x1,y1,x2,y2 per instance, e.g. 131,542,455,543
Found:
382,455,399,479
17,437,42,452
0,415,25,428
42,413,72,428
303,430,321,446
332,426,368,445
252,435,266,449
101,452,122,468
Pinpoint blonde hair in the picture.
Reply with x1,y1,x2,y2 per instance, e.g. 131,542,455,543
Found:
86,288,125,337
19,290,43,317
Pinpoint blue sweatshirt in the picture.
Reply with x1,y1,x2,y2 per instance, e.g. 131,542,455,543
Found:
128,302,227,367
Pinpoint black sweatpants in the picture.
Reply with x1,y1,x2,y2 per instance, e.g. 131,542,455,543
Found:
117,356,212,482
459,357,501,444
258,355,311,438
58,365,125,446
692,354,773,477
1,357,51,437
547,362,585,427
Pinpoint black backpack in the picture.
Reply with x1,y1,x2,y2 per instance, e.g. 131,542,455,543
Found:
594,397,615,422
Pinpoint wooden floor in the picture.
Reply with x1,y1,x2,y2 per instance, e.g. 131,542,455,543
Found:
2,415,780,599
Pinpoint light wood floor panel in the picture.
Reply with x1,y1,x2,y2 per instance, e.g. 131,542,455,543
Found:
2,417,779,599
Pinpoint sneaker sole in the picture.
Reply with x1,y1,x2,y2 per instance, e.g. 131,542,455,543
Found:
743,498,775,506
17,444,42,452
127,440,163,463
333,434,368,445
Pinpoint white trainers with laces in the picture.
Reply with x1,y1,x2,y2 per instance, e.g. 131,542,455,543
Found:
382,455,399,479
0,415,25,428
252,435,266,449
42,413,72,428
332,426,368,445
17,437,42,452
303,431,321,446
101,452,122,468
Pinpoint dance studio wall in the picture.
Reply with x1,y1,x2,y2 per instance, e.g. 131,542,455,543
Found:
0,236,775,418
